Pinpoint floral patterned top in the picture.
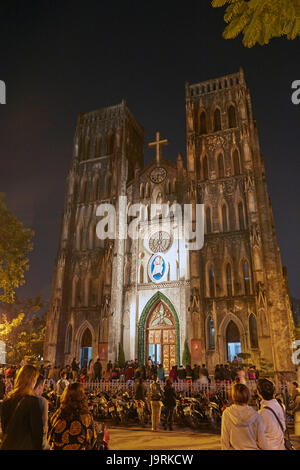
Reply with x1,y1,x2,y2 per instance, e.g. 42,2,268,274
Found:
48,408,97,450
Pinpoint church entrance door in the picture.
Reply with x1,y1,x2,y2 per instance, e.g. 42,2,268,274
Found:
80,328,92,368
146,301,176,372
226,321,241,362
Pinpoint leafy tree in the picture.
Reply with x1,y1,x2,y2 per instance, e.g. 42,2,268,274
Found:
0,297,46,364
118,342,125,369
0,194,34,303
211,0,300,47
182,339,191,366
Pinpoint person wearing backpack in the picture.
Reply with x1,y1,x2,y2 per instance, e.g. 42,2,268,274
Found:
0,365,43,450
150,376,163,432
257,378,287,450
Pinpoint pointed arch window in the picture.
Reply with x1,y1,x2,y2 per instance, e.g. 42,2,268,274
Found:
243,260,251,295
214,108,221,132
205,207,211,233
249,313,259,348
233,149,241,175
217,153,225,178
200,111,207,134
202,155,208,180
206,207,212,234
226,263,233,297
208,265,215,297
208,317,215,349
228,105,237,128
222,204,228,232
238,201,245,230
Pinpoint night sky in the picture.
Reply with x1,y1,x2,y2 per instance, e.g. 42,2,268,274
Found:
0,0,299,302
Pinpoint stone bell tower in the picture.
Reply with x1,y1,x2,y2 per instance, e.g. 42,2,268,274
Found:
185,68,295,376
44,101,144,366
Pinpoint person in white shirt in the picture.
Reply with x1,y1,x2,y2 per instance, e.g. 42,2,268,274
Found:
56,372,69,408
257,378,286,450
221,383,268,450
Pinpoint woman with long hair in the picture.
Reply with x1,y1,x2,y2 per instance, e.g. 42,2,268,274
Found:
0,364,43,450
48,382,97,450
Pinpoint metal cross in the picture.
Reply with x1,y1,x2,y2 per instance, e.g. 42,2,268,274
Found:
148,131,169,164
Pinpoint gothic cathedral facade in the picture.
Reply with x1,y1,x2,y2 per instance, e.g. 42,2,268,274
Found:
44,68,295,377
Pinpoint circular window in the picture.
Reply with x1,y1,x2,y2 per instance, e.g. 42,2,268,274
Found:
149,231,172,253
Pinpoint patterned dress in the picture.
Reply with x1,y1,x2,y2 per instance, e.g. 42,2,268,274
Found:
48,408,97,450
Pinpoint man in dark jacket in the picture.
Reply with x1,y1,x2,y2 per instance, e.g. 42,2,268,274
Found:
163,379,177,431
93,358,102,382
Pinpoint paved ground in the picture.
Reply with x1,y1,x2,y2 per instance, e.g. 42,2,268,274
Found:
108,424,300,450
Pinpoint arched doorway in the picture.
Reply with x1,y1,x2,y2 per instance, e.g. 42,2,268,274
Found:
226,320,241,362
80,328,92,368
146,300,176,371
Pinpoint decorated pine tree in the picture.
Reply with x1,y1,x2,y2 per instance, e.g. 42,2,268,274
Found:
182,339,191,366
118,342,125,369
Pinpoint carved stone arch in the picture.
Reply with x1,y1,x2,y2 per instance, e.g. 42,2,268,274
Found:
235,195,247,230
248,312,259,349
227,102,237,128
198,107,208,134
219,312,247,360
205,204,213,234
138,291,180,366
205,261,216,297
240,257,252,295
223,258,234,297
218,198,229,232
213,106,222,132
75,320,96,359
216,149,225,178
231,145,242,175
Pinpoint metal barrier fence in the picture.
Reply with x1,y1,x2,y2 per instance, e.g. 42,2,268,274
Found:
44,379,271,399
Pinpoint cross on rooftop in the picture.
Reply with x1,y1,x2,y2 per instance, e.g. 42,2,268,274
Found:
148,131,169,164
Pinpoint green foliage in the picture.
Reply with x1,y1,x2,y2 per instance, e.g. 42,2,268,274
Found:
118,342,125,369
182,339,191,366
0,194,34,303
0,297,46,364
211,0,300,47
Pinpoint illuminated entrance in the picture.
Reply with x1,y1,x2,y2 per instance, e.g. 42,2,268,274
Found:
147,301,176,371
226,320,241,362
80,328,92,368
138,292,180,371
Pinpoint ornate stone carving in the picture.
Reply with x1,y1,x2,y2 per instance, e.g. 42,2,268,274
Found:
244,171,255,193
250,222,261,247
256,281,267,309
190,287,200,311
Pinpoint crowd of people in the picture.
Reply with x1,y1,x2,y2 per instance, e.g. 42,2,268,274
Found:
0,364,104,450
1,359,300,451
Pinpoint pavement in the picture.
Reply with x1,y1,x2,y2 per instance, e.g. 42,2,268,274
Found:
108,424,300,451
